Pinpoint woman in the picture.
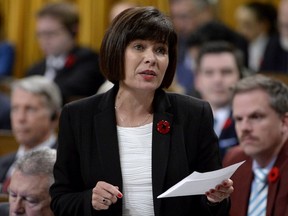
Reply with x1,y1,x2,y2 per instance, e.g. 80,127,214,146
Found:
235,2,277,72
50,7,233,216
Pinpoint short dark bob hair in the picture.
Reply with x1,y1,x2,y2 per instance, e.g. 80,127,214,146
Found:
100,6,178,89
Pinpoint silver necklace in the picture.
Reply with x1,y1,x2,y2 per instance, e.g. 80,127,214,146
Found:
115,106,151,127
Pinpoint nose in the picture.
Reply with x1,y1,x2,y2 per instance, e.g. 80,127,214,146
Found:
12,109,26,123
144,49,156,65
12,197,25,214
213,71,224,83
237,118,252,133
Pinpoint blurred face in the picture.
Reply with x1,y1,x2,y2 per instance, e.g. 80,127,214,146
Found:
36,16,74,56
170,0,199,38
278,0,288,50
9,170,53,216
122,39,169,92
235,6,266,42
233,89,287,160
195,52,240,109
11,88,55,150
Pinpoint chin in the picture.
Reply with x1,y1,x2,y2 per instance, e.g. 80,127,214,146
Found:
242,145,258,156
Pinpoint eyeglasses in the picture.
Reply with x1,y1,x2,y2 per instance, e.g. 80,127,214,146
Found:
36,27,65,39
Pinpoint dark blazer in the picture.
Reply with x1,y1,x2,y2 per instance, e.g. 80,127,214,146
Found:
260,34,288,73
218,112,238,161
223,143,288,216
0,141,58,183
50,85,230,216
0,202,9,216
26,46,105,105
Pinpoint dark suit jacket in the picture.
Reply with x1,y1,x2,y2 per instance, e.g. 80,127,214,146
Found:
260,34,288,73
223,143,288,216
26,46,105,104
218,112,238,161
50,85,230,216
0,141,58,183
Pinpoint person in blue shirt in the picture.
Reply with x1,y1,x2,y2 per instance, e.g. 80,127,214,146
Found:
0,41,15,78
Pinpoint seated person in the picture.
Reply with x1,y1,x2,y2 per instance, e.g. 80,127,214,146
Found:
0,76,61,193
235,1,277,72
223,74,288,215
260,0,288,73
194,41,242,160
26,2,105,104
1,148,56,216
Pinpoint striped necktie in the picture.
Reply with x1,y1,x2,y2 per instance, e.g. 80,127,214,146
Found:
247,168,269,216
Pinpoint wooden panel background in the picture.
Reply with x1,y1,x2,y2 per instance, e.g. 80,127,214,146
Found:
0,0,280,78
218,0,280,30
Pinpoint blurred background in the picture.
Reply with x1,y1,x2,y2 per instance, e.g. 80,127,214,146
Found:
0,0,280,78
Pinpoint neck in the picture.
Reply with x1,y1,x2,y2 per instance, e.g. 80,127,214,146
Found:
115,88,153,127
255,139,286,168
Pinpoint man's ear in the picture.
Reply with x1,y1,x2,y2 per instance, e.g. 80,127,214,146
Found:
281,112,288,133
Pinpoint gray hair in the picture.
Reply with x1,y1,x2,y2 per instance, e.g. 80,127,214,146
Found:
12,75,62,115
14,148,57,186
232,74,288,116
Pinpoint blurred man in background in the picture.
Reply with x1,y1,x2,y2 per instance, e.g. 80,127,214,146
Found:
194,41,243,160
26,2,105,104
0,76,61,193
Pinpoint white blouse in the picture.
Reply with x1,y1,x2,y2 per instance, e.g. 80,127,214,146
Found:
117,123,154,216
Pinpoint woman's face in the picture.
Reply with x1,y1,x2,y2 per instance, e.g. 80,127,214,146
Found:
235,6,265,42
122,39,169,92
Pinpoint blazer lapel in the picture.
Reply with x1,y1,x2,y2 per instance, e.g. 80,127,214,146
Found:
152,112,173,196
93,86,122,186
151,90,173,215
266,141,288,215
238,159,253,216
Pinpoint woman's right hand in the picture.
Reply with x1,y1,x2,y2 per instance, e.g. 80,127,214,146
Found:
92,181,123,210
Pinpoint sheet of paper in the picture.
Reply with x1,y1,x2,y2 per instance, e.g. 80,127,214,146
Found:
157,160,245,198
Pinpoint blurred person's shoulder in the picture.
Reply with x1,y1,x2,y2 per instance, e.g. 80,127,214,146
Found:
71,46,99,60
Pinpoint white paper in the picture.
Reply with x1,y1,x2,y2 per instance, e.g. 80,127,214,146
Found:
157,160,245,198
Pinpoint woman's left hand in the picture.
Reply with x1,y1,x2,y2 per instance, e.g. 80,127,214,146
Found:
205,178,234,203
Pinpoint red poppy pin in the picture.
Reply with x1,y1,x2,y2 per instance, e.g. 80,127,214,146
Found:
268,167,279,183
157,120,170,134
65,54,76,68
223,118,232,129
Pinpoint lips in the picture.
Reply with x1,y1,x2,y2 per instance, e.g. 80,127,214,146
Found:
139,70,156,76
240,135,257,144
14,127,30,135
